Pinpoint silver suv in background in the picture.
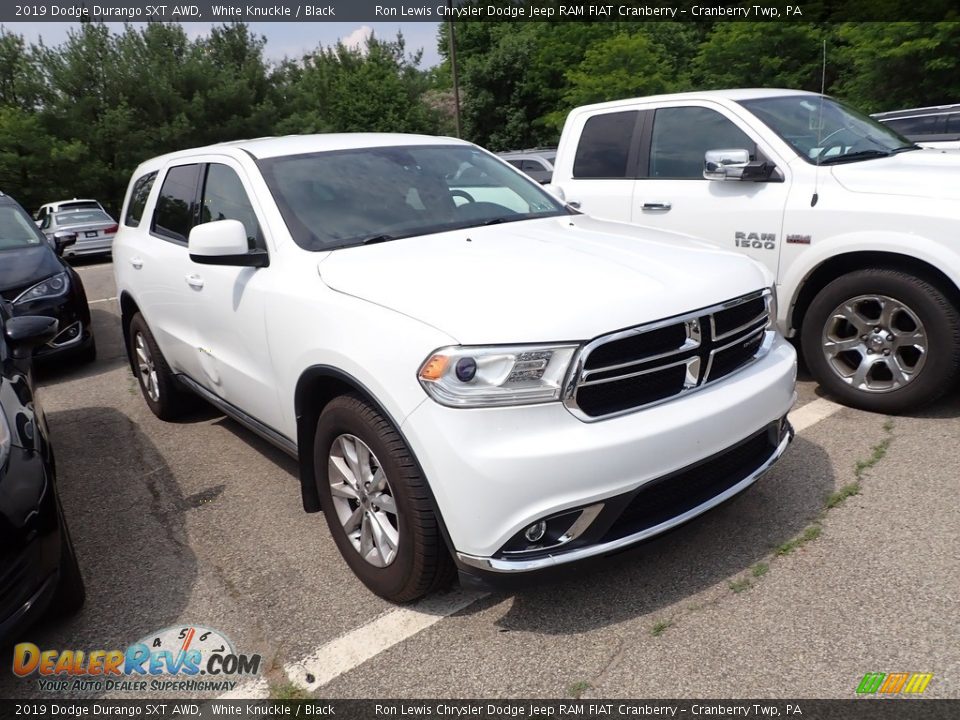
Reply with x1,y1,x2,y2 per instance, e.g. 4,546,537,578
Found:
872,104,960,149
498,148,557,184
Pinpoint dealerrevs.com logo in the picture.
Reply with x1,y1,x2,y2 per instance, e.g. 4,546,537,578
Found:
12,625,261,693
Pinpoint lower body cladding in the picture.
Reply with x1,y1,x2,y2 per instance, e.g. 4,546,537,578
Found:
400,335,797,585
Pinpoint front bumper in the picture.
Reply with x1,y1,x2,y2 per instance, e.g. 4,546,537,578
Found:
401,334,797,565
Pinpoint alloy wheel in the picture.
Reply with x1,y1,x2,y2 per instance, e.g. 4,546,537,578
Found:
134,332,160,402
328,434,400,567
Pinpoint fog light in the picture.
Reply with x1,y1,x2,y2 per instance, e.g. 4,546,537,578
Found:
524,521,547,543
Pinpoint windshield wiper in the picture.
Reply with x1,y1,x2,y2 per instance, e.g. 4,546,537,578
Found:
891,145,922,153
819,149,892,165
482,215,529,226
360,234,396,245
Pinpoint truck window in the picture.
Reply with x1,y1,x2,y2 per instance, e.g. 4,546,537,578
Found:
648,107,755,179
573,111,639,179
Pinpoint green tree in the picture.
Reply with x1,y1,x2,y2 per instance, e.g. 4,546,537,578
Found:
831,22,960,112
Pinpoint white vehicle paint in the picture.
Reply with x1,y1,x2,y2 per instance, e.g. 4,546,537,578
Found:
114,133,796,602
550,89,960,413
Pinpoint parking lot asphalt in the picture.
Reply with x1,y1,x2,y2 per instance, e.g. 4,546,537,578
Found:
2,258,957,700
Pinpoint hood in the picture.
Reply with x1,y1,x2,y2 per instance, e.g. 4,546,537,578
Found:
831,148,960,200
0,245,63,296
318,216,770,344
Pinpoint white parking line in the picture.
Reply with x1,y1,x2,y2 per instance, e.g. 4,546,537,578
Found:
88,296,118,305
220,394,848,699
787,397,844,433
285,589,486,692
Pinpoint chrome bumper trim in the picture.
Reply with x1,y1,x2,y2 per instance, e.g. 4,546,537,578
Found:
456,423,794,574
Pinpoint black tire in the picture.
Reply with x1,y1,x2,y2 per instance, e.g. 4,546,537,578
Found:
49,507,86,617
314,394,454,602
801,269,960,413
127,313,192,420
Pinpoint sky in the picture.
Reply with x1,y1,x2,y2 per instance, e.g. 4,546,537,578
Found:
1,21,445,67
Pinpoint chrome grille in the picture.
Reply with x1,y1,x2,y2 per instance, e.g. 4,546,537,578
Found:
565,290,773,420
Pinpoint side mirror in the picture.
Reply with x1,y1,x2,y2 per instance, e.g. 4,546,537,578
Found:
188,220,268,268
704,149,751,181
53,231,78,256
5,316,59,359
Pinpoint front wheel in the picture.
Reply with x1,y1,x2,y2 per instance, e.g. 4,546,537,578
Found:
314,394,453,602
802,269,960,413
127,313,193,420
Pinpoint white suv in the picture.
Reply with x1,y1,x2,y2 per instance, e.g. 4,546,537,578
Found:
113,134,797,601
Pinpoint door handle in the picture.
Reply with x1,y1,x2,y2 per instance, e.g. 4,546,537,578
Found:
185,274,204,290
130,257,143,269
641,202,672,213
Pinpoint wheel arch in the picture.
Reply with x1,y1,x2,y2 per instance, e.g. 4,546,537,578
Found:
788,251,960,339
119,291,141,374
292,366,456,559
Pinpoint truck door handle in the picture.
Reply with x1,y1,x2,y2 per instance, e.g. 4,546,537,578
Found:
185,274,204,290
642,202,672,213
130,257,143,269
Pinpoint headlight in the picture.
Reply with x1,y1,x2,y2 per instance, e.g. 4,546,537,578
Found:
13,272,70,305
0,407,11,469
418,344,579,407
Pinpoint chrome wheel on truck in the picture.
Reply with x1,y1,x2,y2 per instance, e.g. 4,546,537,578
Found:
803,269,960,413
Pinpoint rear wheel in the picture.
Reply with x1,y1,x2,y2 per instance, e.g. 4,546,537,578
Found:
128,313,192,420
314,394,453,602
802,269,960,412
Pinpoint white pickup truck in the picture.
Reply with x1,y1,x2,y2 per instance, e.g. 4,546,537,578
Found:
549,88,960,413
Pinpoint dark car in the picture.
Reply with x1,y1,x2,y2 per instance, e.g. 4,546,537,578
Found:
0,192,96,362
0,305,85,645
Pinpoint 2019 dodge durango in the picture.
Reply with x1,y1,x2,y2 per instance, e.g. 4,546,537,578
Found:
113,134,797,601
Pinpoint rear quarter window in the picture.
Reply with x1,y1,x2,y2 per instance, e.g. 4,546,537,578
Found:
125,171,158,228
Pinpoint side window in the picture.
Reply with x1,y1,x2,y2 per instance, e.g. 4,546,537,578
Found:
198,164,264,250
125,171,158,228
573,111,639,179
506,159,523,169
648,107,756,179
152,164,201,243
40,213,52,230
521,160,546,172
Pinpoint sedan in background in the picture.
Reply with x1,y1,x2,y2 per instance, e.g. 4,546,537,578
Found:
34,199,105,227
872,104,960,149
40,209,118,259
0,192,96,363
0,304,85,645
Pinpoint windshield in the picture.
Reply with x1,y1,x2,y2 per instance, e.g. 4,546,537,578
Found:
55,209,112,226
258,145,570,251
739,95,918,165
0,205,45,250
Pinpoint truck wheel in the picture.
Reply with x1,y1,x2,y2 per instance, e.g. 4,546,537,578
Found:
314,394,453,602
128,313,192,421
802,269,960,413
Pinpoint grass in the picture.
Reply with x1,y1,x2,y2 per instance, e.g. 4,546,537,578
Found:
651,619,672,637
728,578,752,594
854,432,893,479
776,523,822,556
751,562,769,578
269,682,310,701
826,482,861,509
567,680,592,698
